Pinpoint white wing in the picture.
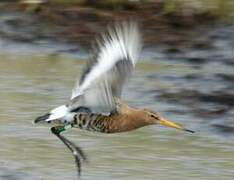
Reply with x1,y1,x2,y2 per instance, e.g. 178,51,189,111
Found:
70,21,142,114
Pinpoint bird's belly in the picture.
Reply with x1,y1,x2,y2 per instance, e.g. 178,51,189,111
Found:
73,113,111,133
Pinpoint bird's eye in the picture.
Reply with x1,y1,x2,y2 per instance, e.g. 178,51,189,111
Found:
150,115,155,118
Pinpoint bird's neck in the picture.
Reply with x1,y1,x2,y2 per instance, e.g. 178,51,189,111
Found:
107,102,153,133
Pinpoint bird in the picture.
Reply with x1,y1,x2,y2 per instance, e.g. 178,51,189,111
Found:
34,20,194,176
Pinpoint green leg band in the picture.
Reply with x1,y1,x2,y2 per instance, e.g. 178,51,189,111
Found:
55,124,73,134
57,126,66,133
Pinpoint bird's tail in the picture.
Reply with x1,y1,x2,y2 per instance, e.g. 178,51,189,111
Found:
34,105,68,124
34,113,50,123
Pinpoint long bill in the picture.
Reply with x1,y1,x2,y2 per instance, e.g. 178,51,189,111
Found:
159,118,195,133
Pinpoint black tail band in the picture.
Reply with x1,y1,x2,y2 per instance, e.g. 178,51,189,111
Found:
34,113,50,123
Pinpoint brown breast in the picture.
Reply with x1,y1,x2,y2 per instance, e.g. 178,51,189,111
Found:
106,101,149,133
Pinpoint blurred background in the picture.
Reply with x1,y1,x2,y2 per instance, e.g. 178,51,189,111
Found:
0,0,234,180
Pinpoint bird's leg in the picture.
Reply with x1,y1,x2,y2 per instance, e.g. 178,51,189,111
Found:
51,125,88,176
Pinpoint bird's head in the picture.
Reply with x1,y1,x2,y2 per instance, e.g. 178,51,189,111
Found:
143,109,194,133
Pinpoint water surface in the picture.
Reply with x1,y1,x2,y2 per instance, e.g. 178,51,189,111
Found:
0,28,234,180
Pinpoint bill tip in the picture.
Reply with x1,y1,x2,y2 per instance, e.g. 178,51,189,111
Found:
184,129,195,133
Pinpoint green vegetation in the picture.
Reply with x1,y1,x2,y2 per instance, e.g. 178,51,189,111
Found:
46,0,234,21
49,0,82,5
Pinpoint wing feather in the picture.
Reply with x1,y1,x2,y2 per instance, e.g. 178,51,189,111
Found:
70,21,142,114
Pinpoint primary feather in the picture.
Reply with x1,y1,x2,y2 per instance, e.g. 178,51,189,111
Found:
70,21,142,114
35,21,142,123
72,21,141,99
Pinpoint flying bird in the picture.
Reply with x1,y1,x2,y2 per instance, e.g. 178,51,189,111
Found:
34,21,194,176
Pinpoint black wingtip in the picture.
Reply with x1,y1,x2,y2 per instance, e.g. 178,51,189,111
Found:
34,113,50,124
184,129,195,133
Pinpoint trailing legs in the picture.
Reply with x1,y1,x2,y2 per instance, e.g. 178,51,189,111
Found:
51,125,88,176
